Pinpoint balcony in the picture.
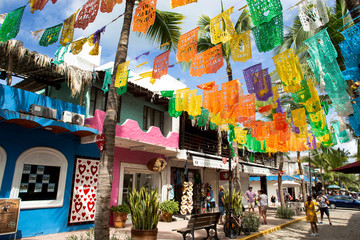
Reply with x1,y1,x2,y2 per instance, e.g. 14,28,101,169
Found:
179,132,230,158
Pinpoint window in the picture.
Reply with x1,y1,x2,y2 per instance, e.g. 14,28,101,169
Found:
0,147,6,191
143,106,164,133
10,147,67,209
89,87,107,116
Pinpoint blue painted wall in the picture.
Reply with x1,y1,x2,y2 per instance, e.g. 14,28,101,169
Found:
0,123,100,239
0,84,85,118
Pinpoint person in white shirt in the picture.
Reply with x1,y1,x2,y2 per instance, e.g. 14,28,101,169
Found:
316,191,332,225
257,189,268,224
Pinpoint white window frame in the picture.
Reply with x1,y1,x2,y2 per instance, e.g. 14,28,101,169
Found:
10,147,68,209
0,146,6,191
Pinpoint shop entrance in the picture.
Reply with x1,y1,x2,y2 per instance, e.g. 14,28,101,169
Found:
120,164,161,204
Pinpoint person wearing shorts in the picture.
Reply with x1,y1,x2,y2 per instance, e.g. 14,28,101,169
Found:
244,187,256,212
258,189,268,224
317,191,332,225
218,186,225,224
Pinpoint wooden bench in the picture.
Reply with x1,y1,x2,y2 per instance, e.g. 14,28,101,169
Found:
173,212,221,240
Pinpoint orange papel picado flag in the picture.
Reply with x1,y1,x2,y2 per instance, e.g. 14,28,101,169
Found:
190,44,223,77
170,0,197,9
115,60,130,88
210,6,236,44
152,50,170,79
177,27,199,62
132,0,157,34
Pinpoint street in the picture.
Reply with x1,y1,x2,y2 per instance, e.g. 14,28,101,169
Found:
258,208,360,240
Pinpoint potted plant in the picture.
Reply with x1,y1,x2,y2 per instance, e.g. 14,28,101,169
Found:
111,203,131,228
159,200,179,222
129,187,160,240
223,189,243,218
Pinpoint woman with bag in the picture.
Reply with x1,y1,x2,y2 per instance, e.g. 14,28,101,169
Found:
317,191,332,225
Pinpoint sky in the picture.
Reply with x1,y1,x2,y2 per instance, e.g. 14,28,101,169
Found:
0,0,357,158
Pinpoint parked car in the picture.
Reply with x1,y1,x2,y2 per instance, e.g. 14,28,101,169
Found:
327,195,360,210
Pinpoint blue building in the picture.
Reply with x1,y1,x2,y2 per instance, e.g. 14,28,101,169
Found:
0,84,100,239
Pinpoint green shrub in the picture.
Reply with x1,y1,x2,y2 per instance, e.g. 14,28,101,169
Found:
110,203,131,213
223,189,243,217
276,207,295,219
242,212,260,232
159,200,179,214
129,187,160,230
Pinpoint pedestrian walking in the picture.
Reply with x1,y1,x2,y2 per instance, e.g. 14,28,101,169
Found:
257,190,261,218
244,187,256,212
218,186,225,224
305,195,319,236
258,189,268,224
271,195,276,206
317,191,332,225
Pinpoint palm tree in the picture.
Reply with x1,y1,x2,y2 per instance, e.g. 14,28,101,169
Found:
344,0,360,24
94,1,184,239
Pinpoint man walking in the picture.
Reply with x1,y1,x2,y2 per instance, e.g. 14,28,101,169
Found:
244,187,256,212
317,191,332,225
218,186,225,224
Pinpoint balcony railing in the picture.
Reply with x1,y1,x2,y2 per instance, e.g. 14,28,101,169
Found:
179,132,230,158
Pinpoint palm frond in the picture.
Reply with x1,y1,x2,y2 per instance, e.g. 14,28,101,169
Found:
140,9,185,51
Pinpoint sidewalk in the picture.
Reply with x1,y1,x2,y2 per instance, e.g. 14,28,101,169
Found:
21,208,305,240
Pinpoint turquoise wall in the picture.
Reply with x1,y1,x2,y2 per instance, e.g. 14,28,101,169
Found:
119,92,167,129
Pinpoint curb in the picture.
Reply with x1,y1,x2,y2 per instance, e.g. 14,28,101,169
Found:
238,216,306,240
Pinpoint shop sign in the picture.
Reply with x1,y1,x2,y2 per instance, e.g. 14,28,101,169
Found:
241,165,271,175
0,198,20,236
96,133,105,152
192,156,236,170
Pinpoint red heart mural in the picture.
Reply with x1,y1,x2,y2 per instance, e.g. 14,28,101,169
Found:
96,133,105,152
84,188,90,196
85,176,89,181
87,161,91,165
87,201,95,212
90,214,94,219
75,202,82,213
84,198,87,202
75,194,79,199
94,178,98,183
76,179,80,183
83,206,86,210
82,212,86,217
92,194,96,198
78,164,86,175
91,165,98,175
72,216,76,221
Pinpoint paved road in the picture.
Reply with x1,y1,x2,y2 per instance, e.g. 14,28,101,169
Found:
258,208,360,240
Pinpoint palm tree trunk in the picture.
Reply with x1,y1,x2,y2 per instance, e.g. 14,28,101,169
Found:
345,0,360,24
94,0,135,239
297,151,306,203
226,58,233,81
278,153,286,208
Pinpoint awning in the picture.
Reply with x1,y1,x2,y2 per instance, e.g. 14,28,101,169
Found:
331,161,360,174
0,109,98,138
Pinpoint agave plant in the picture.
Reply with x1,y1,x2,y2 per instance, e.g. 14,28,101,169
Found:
128,187,160,230
223,189,243,217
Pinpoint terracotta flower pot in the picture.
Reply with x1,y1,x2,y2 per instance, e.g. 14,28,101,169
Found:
131,228,158,240
162,211,173,222
113,212,128,228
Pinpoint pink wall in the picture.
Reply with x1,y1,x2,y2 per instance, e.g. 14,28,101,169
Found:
85,110,179,148
109,147,166,225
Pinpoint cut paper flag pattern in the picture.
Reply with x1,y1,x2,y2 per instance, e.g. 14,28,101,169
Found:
132,0,157,34
176,27,199,62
